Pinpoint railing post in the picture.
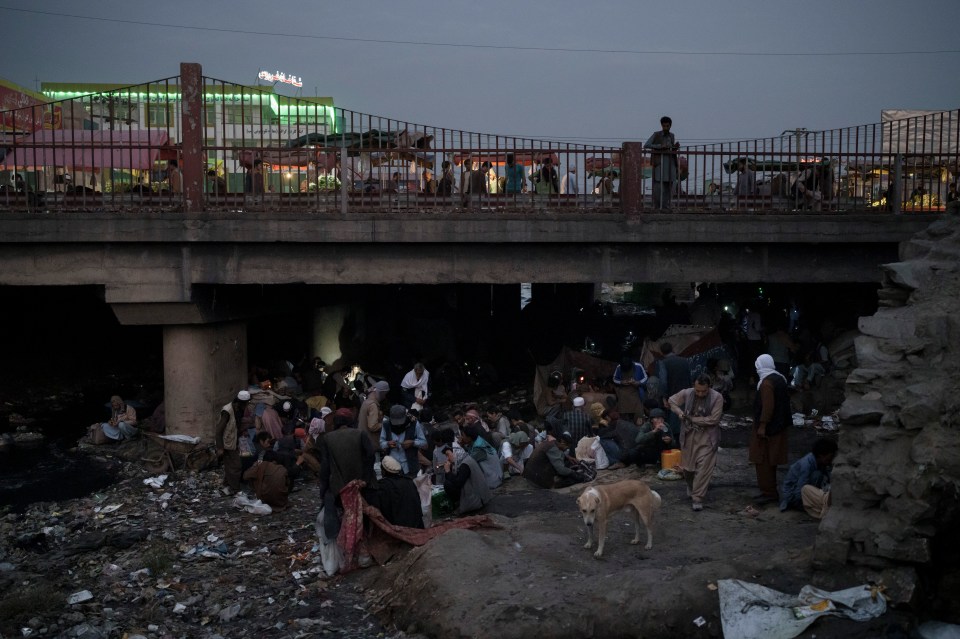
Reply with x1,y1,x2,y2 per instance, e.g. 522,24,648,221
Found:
180,62,204,213
892,153,902,215
340,141,348,215
620,141,643,215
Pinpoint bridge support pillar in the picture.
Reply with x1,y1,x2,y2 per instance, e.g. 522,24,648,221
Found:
162,321,247,443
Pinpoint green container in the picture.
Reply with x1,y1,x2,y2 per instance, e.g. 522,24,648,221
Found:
431,488,455,518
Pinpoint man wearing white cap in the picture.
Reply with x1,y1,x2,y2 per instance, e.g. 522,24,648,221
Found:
561,396,593,444
216,390,251,495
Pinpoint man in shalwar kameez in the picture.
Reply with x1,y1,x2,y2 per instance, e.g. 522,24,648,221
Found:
668,374,723,512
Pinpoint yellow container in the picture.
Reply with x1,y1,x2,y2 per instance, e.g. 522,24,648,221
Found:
661,449,681,469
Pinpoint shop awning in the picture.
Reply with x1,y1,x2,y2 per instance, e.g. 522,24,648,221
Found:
2,129,171,170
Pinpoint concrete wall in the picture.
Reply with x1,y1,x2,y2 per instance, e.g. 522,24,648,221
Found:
162,322,247,442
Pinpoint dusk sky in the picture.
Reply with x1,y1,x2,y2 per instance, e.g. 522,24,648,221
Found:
2,1,958,145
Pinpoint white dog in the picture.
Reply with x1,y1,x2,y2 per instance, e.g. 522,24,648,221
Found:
576,479,661,558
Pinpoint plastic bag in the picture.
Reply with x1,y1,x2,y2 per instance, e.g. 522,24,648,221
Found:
590,438,610,470
231,493,272,515
314,508,344,577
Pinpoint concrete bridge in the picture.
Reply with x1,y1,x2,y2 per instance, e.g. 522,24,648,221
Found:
0,62,948,440
0,208,938,440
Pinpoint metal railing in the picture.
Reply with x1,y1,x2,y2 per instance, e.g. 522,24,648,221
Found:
1,63,957,216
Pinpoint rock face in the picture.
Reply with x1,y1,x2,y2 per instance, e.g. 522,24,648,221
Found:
814,218,960,614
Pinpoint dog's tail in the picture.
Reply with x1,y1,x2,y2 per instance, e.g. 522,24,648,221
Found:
651,490,662,509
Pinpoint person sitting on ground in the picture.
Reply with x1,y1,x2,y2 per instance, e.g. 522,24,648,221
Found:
501,430,533,477
706,357,734,410
380,404,427,477
484,404,511,443
98,395,139,441
243,431,276,474
791,338,830,390
780,438,837,519
259,403,284,441
522,425,588,489
591,407,625,468
507,409,536,440
620,408,675,467
378,456,425,528
561,396,593,444
543,370,568,420
460,424,502,490
442,443,493,514
242,444,289,511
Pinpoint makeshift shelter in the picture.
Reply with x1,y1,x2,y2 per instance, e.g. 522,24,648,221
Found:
532,326,734,417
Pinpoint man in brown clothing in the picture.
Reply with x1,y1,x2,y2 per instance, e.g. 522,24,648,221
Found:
750,354,791,504
358,380,390,449
215,390,251,495
668,375,723,512
243,456,289,511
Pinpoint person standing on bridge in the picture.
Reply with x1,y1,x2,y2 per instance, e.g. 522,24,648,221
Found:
504,152,526,195
645,116,680,211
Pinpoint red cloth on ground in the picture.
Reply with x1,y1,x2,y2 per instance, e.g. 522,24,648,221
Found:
335,479,499,573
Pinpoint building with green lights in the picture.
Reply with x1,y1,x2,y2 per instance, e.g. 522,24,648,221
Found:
39,82,338,189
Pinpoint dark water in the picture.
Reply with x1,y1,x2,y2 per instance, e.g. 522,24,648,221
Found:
0,441,121,512
0,404,125,513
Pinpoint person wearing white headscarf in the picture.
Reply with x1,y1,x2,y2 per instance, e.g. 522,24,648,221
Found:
749,354,791,504
400,363,429,411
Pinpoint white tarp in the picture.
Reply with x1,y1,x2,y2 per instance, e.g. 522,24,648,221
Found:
718,579,887,639
881,109,960,156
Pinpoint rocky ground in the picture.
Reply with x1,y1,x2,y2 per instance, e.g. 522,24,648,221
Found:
0,379,921,639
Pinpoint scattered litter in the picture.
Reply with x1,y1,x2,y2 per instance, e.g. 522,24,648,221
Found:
143,475,168,489
95,504,122,514
707,583,718,591
173,603,187,614
739,505,761,518
232,493,272,515
792,413,805,427
184,542,231,560
657,468,683,481
693,616,706,627
159,434,201,444
67,590,94,605
720,414,753,430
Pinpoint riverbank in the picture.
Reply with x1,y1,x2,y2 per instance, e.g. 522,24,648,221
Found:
0,415,916,639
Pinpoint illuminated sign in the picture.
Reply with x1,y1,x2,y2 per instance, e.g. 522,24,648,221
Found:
258,70,303,88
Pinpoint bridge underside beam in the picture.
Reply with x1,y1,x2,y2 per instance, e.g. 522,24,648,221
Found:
0,243,897,311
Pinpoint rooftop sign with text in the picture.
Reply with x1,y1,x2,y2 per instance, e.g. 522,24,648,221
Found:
258,71,303,88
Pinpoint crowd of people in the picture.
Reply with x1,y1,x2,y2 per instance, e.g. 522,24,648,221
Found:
193,331,835,534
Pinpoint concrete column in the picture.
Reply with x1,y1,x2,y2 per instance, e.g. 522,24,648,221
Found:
162,321,247,442
620,141,644,216
180,62,204,213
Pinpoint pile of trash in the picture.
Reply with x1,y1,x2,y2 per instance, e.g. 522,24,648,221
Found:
0,465,401,638
790,409,840,433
